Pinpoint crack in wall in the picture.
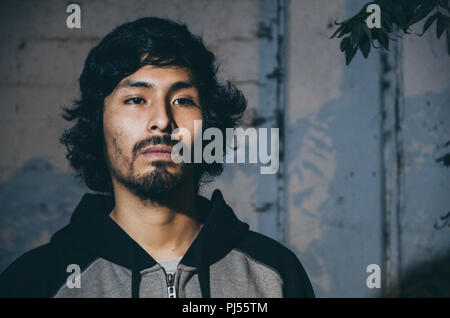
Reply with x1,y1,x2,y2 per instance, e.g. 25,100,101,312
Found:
379,30,405,296
274,0,287,245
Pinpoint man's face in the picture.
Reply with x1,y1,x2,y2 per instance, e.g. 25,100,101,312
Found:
103,65,202,200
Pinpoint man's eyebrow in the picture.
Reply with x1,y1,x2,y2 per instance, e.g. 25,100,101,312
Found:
169,81,195,92
116,80,195,92
117,80,152,89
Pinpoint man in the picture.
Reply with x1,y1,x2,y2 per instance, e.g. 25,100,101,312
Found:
0,17,314,298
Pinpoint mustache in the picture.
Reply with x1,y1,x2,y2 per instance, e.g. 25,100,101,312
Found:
132,134,178,157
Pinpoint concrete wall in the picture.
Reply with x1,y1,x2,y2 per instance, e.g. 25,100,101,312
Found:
0,0,448,297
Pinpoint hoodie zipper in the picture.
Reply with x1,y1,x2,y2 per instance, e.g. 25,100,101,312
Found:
166,272,176,298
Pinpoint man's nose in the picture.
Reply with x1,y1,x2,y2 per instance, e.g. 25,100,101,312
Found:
146,99,173,133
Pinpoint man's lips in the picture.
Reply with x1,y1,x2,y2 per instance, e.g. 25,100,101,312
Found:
142,145,173,154
141,145,173,160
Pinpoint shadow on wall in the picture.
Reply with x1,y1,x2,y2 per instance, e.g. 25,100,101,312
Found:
0,157,87,273
383,252,450,297
285,82,450,297
283,14,450,295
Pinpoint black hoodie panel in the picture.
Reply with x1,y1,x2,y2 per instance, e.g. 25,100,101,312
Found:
51,193,157,271
0,242,97,298
234,230,315,298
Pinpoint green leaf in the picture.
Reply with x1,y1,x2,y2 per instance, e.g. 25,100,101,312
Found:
390,1,408,30
363,23,374,47
419,12,440,36
382,13,394,33
337,24,350,38
345,45,358,65
436,152,450,166
330,25,343,39
408,2,438,27
359,34,371,58
373,29,389,50
382,30,390,50
436,14,448,38
340,37,350,52
350,23,364,47
331,22,351,39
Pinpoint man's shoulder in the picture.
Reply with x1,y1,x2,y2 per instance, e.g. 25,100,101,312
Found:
234,230,315,297
0,243,58,297
235,230,300,265
2,243,56,273
0,241,94,298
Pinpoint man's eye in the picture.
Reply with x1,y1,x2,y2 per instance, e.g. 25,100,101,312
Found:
124,97,146,105
173,98,195,106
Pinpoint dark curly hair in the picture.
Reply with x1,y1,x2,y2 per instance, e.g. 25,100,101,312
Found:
61,17,247,194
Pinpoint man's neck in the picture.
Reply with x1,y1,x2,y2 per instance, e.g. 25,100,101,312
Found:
109,181,203,261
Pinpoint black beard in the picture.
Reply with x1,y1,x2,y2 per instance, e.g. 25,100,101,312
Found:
112,162,185,202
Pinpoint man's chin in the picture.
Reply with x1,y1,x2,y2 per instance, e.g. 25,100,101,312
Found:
121,169,185,201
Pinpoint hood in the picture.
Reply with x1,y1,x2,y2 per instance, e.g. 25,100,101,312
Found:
50,189,249,298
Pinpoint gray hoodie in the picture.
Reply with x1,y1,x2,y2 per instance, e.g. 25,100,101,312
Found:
0,189,314,298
